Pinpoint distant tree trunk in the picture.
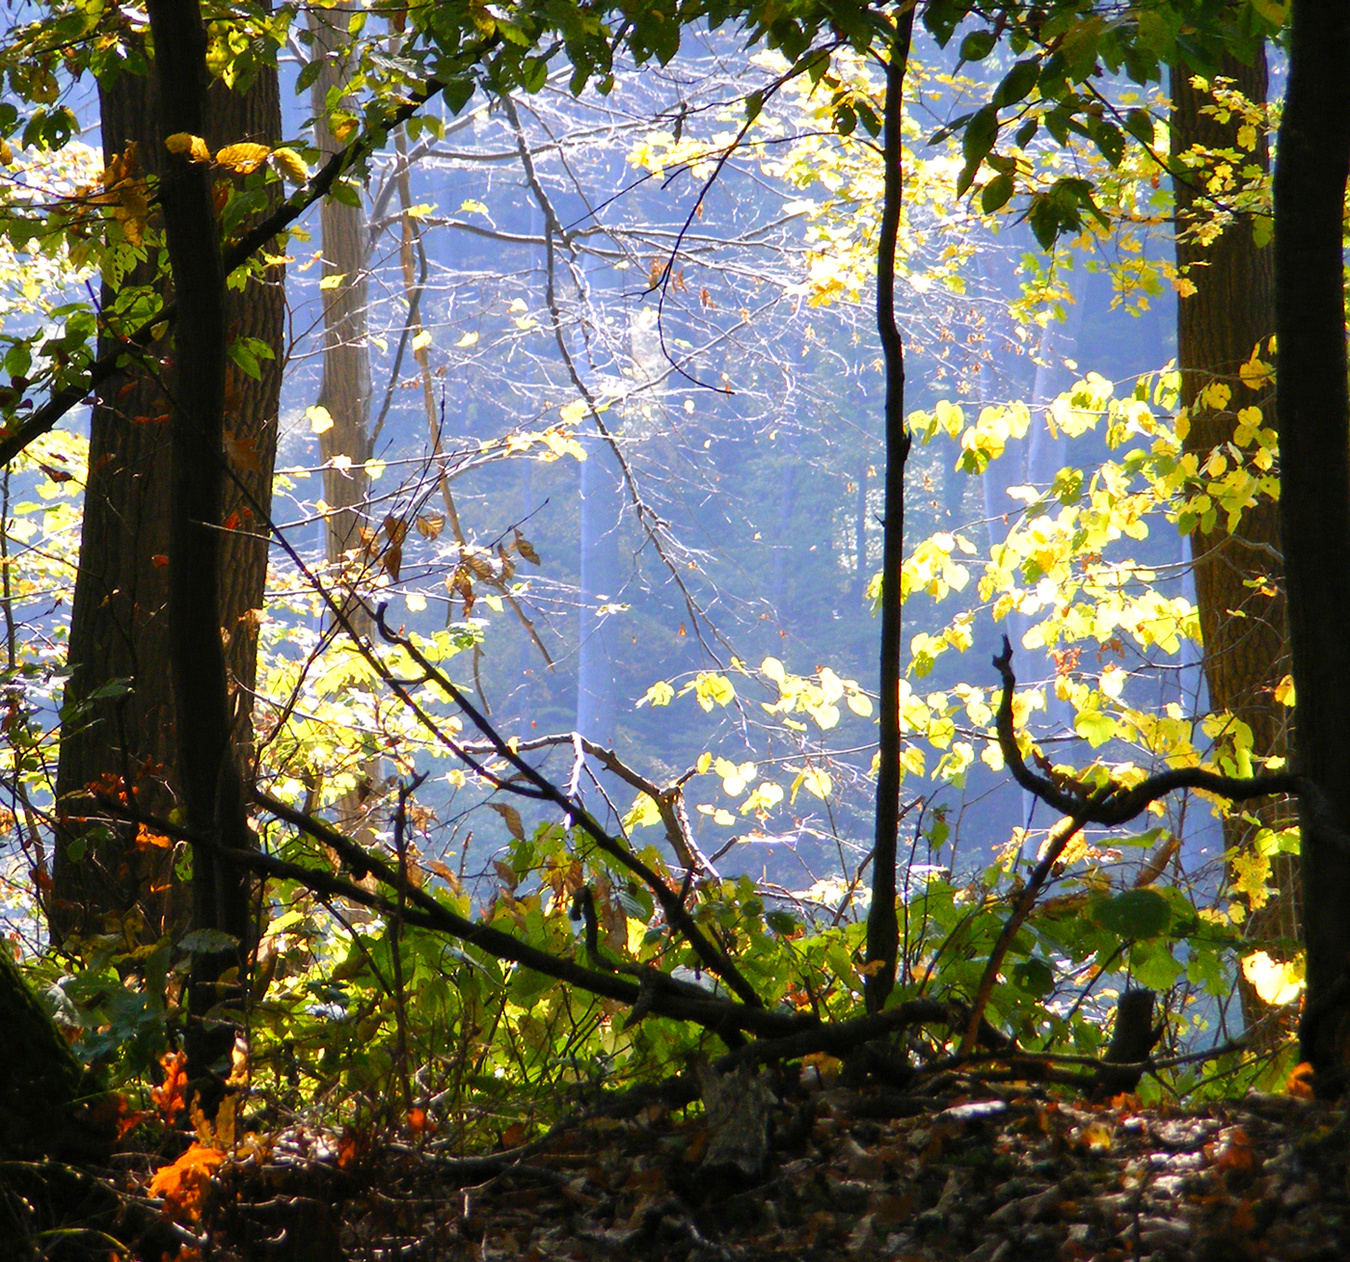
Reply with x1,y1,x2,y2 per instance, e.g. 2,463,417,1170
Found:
576,428,620,746
306,2,373,581
1273,0,1350,1093
1170,53,1293,1040
51,38,282,945
304,3,382,842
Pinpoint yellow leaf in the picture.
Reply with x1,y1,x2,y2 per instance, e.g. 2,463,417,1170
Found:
306,405,334,434
1239,357,1273,391
165,133,212,163
455,331,479,348
1241,950,1304,1006
215,142,271,173
270,146,309,183
412,329,433,352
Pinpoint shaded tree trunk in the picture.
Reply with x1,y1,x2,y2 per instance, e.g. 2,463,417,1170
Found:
1170,53,1294,1041
0,949,112,1161
1272,0,1350,1093
145,0,260,1106
51,41,282,944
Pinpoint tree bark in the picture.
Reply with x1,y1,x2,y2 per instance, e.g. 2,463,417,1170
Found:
1169,53,1294,1039
0,949,113,1160
51,36,282,944
1272,0,1350,1093
145,0,258,1105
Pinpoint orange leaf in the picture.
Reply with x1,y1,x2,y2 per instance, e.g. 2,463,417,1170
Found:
148,1142,224,1221
135,824,172,851
152,1051,189,1120
1288,1061,1315,1099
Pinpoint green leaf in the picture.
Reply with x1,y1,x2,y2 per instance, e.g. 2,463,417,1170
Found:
959,29,997,62
993,59,1040,108
766,910,800,935
1073,708,1118,747
1012,956,1055,997
1087,118,1125,167
962,105,999,169
1123,108,1155,147
981,171,1015,213
179,929,241,955
1092,889,1171,940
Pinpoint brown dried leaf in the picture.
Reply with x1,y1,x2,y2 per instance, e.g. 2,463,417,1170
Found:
489,801,526,841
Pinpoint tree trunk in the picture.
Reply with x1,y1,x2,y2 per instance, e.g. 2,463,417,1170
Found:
306,3,373,578
1272,0,1350,1093
1169,53,1294,1041
51,38,282,945
145,0,259,1106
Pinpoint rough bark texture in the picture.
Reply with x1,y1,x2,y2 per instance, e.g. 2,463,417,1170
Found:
51,43,282,944
1273,0,1350,1092
1169,54,1295,1040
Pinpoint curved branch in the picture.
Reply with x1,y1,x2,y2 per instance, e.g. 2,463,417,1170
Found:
993,635,1301,823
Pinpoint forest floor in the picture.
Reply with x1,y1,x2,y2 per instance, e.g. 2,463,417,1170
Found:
62,1068,1349,1261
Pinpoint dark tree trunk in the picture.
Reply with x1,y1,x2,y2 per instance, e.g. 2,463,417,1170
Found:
1169,53,1294,1039
864,14,914,1014
145,0,258,1104
1272,0,1350,1093
51,40,282,945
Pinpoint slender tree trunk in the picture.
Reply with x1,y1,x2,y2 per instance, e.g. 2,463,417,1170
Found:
51,39,282,945
1170,53,1293,1043
305,4,381,843
1272,0,1350,1093
864,15,914,1014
